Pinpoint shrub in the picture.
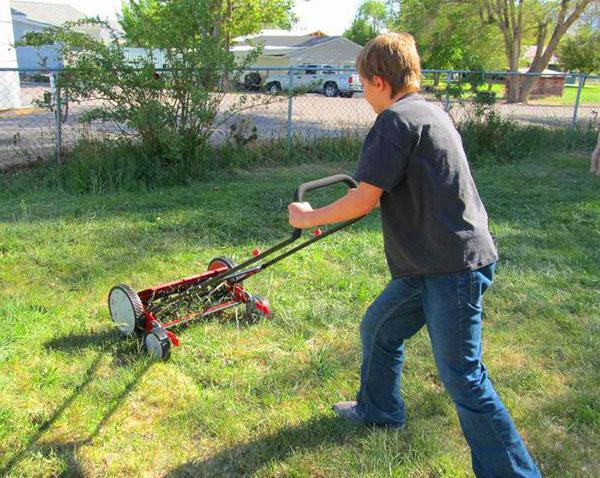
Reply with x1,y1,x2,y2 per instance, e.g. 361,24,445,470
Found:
17,17,275,162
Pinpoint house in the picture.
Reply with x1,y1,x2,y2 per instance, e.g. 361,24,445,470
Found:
520,46,566,96
523,46,560,70
517,68,567,98
10,0,102,70
232,30,363,81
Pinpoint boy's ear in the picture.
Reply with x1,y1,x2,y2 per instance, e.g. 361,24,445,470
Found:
372,75,386,91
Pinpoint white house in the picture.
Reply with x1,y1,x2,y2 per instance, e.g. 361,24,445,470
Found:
10,0,103,70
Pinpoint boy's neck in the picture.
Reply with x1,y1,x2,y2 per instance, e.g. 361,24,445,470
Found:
386,87,418,108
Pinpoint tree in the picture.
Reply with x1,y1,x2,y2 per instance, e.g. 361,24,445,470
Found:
479,0,597,103
388,0,505,71
344,0,389,46
558,25,600,79
121,0,296,52
120,0,295,90
17,15,279,161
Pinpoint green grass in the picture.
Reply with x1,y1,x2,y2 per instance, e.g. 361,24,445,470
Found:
530,83,600,106
0,150,599,477
422,78,600,106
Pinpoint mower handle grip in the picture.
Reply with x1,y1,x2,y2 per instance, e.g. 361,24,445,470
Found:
292,174,358,240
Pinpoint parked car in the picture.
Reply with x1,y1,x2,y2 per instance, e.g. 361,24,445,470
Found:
264,64,362,97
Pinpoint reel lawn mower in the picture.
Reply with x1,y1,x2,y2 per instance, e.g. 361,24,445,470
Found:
108,174,361,360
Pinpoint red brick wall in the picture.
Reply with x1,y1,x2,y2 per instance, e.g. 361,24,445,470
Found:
503,76,565,98
530,77,565,97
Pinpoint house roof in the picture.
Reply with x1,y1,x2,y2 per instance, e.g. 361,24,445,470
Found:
523,45,558,65
518,67,566,77
10,1,87,27
233,35,363,68
289,37,362,66
234,30,334,49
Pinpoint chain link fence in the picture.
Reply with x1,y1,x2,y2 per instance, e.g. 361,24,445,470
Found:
1,67,599,170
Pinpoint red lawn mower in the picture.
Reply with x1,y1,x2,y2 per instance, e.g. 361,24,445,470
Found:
108,174,360,360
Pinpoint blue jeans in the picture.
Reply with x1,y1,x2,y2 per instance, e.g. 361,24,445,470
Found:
357,263,541,477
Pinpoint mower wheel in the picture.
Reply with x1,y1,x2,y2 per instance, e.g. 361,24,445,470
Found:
208,256,237,271
144,328,171,360
245,295,272,322
108,284,144,336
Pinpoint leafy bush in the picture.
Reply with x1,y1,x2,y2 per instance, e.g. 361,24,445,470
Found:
459,116,598,164
2,123,595,195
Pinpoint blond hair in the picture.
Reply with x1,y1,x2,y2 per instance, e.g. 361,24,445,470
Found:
356,33,421,97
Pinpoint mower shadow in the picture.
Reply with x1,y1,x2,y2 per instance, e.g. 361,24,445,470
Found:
0,330,152,477
164,415,368,478
0,354,102,476
44,327,148,365
0,350,151,477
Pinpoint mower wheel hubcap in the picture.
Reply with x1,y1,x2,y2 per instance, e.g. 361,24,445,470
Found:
109,287,139,335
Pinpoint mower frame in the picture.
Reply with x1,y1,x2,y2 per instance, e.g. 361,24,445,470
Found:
108,174,361,359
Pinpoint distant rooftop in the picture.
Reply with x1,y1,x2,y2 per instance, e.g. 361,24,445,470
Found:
234,29,334,49
523,45,558,65
10,0,87,27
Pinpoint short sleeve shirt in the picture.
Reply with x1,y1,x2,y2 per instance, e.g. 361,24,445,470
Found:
355,94,498,278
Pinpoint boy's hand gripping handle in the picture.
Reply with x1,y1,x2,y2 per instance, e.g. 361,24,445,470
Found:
291,174,358,240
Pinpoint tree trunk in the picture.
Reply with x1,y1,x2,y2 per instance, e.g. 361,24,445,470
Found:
505,76,521,103
482,0,594,104
516,75,537,103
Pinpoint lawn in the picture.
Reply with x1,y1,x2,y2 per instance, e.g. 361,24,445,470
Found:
0,151,598,477
421,77,600,106
530,83,600,106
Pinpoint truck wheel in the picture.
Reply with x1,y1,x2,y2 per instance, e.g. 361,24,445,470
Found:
323,83,338,97
244,72,262,91
267,82,282,95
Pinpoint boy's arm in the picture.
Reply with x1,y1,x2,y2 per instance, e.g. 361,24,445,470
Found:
288,181,383,229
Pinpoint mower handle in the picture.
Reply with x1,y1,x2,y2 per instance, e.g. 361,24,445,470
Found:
292,174,358,240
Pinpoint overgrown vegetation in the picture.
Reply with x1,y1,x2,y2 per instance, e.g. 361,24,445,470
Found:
3,119,597,195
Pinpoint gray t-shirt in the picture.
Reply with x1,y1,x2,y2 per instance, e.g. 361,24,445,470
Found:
355,93,498,278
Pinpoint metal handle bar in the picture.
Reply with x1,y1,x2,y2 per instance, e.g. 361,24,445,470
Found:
292,174,358,240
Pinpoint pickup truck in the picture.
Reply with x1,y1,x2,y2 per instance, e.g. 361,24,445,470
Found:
263,64,362,98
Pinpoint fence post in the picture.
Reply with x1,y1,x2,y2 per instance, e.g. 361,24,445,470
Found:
287,68,294,158
571,74,585,129
54,72,62,163
444,71,452,112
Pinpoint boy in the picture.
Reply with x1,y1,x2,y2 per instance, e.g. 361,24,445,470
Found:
288,33,541,477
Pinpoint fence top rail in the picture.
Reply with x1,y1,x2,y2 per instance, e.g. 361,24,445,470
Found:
1,66,599,80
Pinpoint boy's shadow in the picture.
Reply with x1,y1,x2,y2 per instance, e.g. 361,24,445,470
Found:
164,415,371,478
